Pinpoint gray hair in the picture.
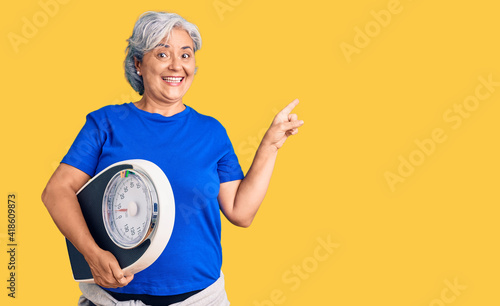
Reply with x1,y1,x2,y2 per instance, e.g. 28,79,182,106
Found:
124,11,202,95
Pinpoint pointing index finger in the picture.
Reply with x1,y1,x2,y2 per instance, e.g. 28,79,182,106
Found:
279,99,299,116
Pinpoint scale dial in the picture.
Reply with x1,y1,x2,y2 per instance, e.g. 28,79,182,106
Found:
102,169,158,249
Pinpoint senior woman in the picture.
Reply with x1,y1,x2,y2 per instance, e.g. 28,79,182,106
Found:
42,11,303,306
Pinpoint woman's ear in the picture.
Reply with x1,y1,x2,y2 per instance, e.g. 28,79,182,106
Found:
134,56,141,74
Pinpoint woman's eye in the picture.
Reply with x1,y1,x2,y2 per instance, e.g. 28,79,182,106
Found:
182,53,190,59
158,53,168,58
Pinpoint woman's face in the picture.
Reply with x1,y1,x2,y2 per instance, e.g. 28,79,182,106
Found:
136,27,196,104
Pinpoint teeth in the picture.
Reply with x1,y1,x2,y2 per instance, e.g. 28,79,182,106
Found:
162,77,183,82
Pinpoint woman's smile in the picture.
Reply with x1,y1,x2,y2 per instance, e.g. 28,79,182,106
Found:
161,76,185,86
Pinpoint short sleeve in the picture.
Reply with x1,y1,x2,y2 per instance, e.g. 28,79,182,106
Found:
217,132,245,183
61,113,106,176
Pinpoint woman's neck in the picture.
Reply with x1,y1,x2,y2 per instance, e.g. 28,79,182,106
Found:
134,95,186,117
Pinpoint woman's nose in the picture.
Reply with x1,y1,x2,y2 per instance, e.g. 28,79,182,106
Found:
168,56,181,71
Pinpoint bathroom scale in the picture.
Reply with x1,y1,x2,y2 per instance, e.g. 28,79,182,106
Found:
66,159,175,283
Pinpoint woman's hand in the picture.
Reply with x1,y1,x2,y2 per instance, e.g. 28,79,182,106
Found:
261,99,304,151
84,246,134,288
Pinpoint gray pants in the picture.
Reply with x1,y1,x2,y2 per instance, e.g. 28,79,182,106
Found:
78,272,230,306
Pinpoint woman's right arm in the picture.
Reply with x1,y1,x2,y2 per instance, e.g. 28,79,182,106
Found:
41,163,134,288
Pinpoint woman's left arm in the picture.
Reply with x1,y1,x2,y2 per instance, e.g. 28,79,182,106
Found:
219,99,304,227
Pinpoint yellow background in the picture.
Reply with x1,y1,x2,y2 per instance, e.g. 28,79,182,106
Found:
1,0,499,304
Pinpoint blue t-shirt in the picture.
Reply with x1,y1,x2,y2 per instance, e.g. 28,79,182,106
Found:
61,103,244,295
